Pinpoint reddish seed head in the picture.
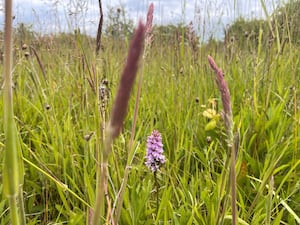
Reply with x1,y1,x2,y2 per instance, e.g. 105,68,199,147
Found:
207,55,233,133
109,21,145,139
145,3,154,35
143,3,154,58
207,55,232,117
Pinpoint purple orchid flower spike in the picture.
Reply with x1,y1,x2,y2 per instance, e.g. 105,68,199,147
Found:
145,130,166,172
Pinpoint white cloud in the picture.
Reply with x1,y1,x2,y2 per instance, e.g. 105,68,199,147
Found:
0,0,280,40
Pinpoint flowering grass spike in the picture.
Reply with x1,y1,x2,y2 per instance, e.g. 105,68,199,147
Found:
146,130,165,172
208,55,237,225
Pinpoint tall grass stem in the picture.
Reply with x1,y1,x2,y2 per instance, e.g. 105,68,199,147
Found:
207,55,237,225
3,0,25,224
113,5,153,223
91,21,145,225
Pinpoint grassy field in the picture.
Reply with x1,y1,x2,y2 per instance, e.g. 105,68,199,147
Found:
1,1,300,225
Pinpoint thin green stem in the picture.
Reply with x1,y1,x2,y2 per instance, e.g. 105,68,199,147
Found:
113,144,138,224
266,175,274,225
154,171,159,217
113,17,148,224
216,155,230,225
112,68,143,224
92,134,112,225
3,0,24,224
230,144,237,225
92,161,107,225
113,53,145,225
113,165,130,224
18,185,26,225
23,157,92,208
3,0,18,195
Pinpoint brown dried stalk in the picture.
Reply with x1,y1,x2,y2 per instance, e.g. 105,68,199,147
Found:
95,0,103,55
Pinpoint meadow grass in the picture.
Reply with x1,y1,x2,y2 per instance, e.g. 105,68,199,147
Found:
1,3,300,225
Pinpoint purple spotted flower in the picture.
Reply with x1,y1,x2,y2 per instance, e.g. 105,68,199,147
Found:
145,130,166,172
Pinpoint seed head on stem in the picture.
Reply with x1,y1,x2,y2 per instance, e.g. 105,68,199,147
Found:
207,55,233,143
108,21,145,140
92,21,145,225
207,55,237,225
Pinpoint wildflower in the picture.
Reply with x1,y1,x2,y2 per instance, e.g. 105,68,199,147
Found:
145,130,165,172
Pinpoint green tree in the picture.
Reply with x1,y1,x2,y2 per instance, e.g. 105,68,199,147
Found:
225,0,300,51
105,6,134,39
14,23,36,46
271,0,300,45
225,18,268,50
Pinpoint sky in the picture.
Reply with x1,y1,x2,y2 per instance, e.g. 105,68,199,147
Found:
0,0,284,41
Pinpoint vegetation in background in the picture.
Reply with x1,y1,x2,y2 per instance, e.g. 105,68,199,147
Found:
0,0,300,224
105,6,134,40
225,0,300,52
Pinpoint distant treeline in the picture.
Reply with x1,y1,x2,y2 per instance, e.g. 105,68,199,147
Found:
225,0,300,50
